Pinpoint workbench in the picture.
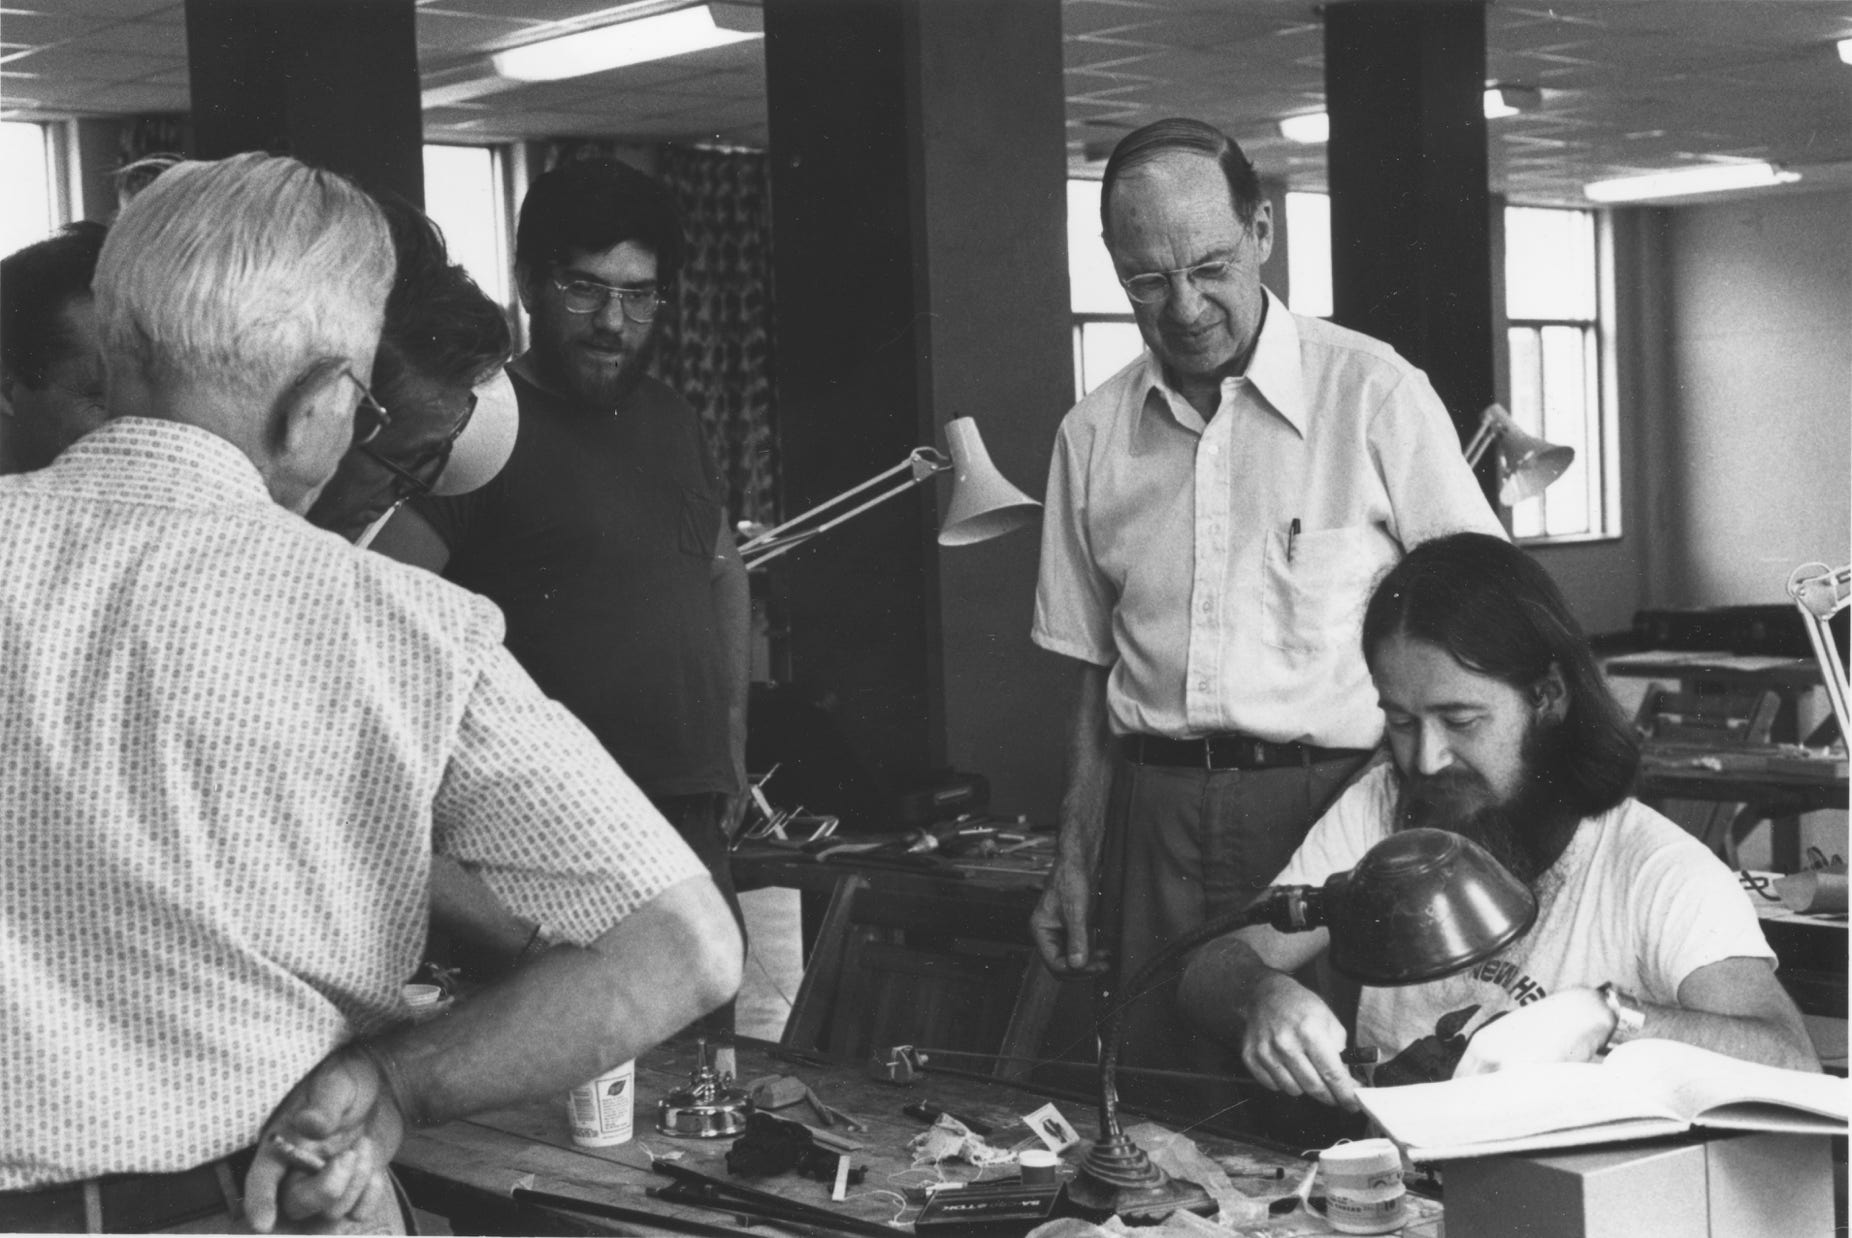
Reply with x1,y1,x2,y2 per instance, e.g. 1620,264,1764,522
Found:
393,1034,1443,1235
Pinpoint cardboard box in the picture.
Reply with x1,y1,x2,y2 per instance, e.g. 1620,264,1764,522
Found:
1440,1132,1834,1238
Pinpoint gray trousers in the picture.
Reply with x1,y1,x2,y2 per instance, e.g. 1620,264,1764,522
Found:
1102,750,1376,1078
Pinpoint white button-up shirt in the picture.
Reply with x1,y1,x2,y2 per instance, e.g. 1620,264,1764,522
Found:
1033,289,1504,750
1,419,705,1188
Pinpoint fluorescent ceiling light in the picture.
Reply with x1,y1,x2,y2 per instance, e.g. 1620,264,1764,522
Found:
1278,88,1533,143
1838,37,1852,65
492,3,761,82
1279,112,1330,144
1583,162,1801,203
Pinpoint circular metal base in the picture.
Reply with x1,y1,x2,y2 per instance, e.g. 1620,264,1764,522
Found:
656,1090,753,1139
1067,1136,1217,1223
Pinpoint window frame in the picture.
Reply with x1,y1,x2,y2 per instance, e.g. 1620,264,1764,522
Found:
1502,204,1620,546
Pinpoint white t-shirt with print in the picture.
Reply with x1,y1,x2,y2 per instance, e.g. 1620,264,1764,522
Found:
1274,764,1775,1068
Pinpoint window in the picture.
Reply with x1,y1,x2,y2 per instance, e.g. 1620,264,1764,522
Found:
1067,178,1143,395
1284,191,1332,318
422,144,513,311
1,122,59,257
1250,194,1616,542
1504,206,1612,541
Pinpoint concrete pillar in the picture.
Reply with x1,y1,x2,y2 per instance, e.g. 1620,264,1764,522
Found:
764,0,1071,817
1324,0,1495,454
184,0,422,204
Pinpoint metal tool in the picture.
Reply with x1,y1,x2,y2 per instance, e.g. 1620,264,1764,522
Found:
868,1044,928,1084
657,1037,753,1138
648,1159,897,1237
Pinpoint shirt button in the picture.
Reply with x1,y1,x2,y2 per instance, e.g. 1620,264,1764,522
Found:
1201,600,1213,615
1197,679,1210,691
1206,443,1220,455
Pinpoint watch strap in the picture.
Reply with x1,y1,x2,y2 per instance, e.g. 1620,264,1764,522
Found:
1597,982,1646,1051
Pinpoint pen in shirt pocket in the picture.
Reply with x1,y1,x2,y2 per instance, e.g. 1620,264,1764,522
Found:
1287,517,1301,563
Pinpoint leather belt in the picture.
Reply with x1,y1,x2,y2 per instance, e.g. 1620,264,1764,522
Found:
1120,733,1370,771
0,1148,253,1234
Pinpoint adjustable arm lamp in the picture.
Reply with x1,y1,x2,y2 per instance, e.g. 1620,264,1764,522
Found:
737,417,1040,569
1464,403,1577,507
1787,562,1851,746
1072,828,1538,1222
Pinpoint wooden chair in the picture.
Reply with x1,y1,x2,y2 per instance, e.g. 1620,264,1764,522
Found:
1634,682,1782,865
779,874,1059,1082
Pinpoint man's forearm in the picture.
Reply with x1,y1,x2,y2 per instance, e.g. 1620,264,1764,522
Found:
365,876,742,1128
1178,932,1297,1041
1056,662,1114,871
1623,999,1820,1072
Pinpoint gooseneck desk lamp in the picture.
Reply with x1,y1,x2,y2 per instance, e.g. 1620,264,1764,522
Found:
1072,827,1540,1221
1787,562,1850,746
737,417,1040,570
1463,402,1577,507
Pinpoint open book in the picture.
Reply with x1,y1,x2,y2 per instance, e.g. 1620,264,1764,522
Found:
1357,1039,1849,1162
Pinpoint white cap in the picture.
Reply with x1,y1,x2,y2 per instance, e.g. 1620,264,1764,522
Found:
430,366,519,496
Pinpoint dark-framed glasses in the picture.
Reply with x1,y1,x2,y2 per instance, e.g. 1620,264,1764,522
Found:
358,389,478,502
342,368,392,447
551,275,665,323
1120,257,1238,306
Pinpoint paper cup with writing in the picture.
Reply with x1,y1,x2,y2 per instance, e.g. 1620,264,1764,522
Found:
568,1061,636,1147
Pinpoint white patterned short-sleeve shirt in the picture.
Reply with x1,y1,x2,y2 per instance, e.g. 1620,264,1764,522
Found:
0,419,706,1189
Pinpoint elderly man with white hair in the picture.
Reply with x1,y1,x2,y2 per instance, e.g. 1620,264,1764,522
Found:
0,153,741,1234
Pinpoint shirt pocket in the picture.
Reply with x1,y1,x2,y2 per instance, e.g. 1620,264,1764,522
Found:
1259,524,1380,656
678,483,723,560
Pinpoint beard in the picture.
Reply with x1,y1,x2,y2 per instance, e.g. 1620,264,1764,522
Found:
532,319,657,411
1394,718,1582,888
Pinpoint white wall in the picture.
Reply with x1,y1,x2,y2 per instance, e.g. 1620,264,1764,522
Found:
1660,188,1851,606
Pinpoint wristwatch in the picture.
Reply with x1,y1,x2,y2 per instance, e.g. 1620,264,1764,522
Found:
1597,982,1646,1052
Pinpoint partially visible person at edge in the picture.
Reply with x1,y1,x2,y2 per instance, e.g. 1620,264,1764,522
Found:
0,152,740,1234
1178,532,1817,1114
1028,117,1503,1080
372,157,751,1040
307,190,553,981
1,220,108,474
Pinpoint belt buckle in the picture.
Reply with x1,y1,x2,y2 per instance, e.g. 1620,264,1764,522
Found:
1203,738,1216,771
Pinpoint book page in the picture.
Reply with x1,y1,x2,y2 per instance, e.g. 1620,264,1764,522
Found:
1357,1062,1685,1158
1603,1040,1849,1130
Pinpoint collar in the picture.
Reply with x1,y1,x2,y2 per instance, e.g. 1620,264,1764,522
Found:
1136,287,1308,438
47,417,275,508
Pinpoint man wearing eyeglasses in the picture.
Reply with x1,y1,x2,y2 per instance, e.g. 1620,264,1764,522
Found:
376,158,751,1038
1030,118,1504,1092
0,221,109,474
0,153,740,1233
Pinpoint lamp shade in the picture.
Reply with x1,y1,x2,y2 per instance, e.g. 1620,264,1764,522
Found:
1496,422,1576,506
1324,829,1538,986
936,417,1042,546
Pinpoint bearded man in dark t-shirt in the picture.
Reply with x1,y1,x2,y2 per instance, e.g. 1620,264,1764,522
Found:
375,160,750,1030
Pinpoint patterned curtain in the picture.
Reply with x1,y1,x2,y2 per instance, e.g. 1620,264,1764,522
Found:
650,145,778,528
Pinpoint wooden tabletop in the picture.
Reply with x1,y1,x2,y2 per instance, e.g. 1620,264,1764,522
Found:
394,1035,1442,1235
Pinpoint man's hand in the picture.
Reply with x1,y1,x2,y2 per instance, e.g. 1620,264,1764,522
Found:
1238,972,1361,1111
243,1045,407,1234
1031,853,1109,976
1453,989,1612,1079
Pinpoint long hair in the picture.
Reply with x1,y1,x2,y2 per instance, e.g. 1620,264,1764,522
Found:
1100,117,1263,241
1363,533,1639,817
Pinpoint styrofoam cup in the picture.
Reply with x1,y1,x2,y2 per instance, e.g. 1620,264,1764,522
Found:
567,1061,635,1147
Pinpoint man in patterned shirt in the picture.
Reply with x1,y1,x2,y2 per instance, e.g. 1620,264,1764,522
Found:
0,153,742,1233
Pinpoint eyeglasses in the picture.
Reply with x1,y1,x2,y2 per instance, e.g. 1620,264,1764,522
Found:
358,390,478,501
1119,257,1239,306
551,275,665,323
342,368,392,447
